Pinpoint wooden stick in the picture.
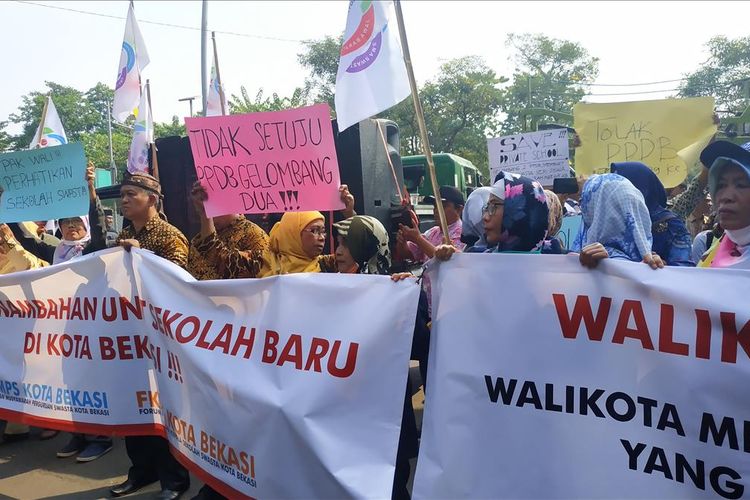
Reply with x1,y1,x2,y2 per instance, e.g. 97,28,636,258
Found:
33,96,50,149
212,32,227,116
393,0,450,244
145,80,160,181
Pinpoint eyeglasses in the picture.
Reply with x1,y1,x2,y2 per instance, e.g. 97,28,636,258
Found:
481,202,504,216
303,228,327,238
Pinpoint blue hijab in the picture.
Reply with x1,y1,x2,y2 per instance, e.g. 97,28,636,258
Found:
610,162,672,223
572,174,653,262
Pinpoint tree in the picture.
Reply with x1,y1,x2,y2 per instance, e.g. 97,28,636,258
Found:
229,87,307,114
678,35,750,115
297,35,342,109
0,121,12,152
382,56,506,174
155,116,186,138
501,34,599,133
79,131,130,178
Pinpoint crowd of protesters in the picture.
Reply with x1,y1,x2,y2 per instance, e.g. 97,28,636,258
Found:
0,130,749,499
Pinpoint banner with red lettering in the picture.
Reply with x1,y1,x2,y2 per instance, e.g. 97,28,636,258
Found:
0,248,419,499
185,104,345,217
414,254,750,499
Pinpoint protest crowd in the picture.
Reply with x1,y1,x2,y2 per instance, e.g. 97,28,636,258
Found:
1,1,749,499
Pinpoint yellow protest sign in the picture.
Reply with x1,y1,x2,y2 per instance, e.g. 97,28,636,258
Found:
573,97,717,187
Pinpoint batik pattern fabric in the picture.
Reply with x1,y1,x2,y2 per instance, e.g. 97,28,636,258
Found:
188,216,270,280
117,216,188,268
486,171,549,253
572,173,652,262
670,175,707,221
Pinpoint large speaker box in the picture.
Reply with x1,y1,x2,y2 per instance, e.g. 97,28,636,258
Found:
334,118,404,233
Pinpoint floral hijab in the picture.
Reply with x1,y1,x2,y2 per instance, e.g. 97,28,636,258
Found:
487,171,549,253
333,215,391,275
572,173,653,262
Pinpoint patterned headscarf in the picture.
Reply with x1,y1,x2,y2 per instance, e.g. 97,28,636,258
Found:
610,162,672,223
487,171,549,252
333,215,391,275
572,173,653,262
461,187,491,249
544,189,563,237
259,211,325,277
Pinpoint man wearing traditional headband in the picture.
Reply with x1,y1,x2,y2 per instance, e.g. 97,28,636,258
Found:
111,173,190,499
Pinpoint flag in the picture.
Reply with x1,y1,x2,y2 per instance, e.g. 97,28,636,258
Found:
206,56,227,117
127,89,153,174
29,97,67,149
113,3,150,123
334,0,410,132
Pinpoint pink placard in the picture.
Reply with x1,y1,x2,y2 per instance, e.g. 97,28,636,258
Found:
185,103,345,217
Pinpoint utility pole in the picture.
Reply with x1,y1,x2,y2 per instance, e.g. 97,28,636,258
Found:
179,96,198,117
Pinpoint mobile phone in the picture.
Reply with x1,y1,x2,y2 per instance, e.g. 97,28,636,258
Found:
553,177,579,195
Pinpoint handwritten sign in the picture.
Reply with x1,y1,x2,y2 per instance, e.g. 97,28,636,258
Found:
573,97,717,188
0,143,87,223
488,129,569,186
556,215,582,251
185,103,345,217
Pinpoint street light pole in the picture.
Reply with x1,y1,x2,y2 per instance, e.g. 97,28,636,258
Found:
178,96,198,117
106,98,116,184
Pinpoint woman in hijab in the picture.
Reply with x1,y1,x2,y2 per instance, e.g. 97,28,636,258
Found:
53,215,92,264
460,186,491,253
331,215,391,274
697,140,750,269
572,173,664,269
434,171,549,261
610,162,694,266
332,215,423,500
258,186,355,277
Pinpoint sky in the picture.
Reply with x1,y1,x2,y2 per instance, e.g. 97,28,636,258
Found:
2,0,749,133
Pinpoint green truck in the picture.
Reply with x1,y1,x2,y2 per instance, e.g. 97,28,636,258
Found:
402,153,484,231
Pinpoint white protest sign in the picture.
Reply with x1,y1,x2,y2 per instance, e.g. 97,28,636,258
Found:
488,128,569,185
0,248,419,499
415,254,750,499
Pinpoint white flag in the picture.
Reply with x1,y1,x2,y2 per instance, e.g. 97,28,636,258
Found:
29,97,67,149
113,3,150,123
205,58,227,117
334,0,410,132
127,89,153,174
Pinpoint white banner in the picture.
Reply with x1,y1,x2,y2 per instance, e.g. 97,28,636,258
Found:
415,254,750,499
0,248,419,499
488,128,569,186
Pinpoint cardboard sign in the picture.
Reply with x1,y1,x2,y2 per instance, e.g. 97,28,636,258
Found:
488,129,569,186
0,143,88,223
556,214,583,250
573,97,717,188
185,104,345,217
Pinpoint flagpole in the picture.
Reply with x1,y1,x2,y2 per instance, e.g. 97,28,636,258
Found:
145,80,160,181
211,32,227,116
33,96,50,149
393,0,450,243
200,0,208,115
106,98,116,184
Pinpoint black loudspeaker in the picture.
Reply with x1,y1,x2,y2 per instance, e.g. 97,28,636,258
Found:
334,118,404,233
151,136,201,240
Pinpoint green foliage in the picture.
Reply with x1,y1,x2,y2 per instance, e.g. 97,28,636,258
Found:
79,131,131,179
228,87,307,114
0,121,12,152
297,35,343,109
154,116,186,138
678,35,750,115
501,33,599,133
382,56,506,176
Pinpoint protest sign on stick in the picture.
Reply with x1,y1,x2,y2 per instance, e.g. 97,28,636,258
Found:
0,142,88,223
185,104,345,217
573,97,717,188
488,128,570,186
